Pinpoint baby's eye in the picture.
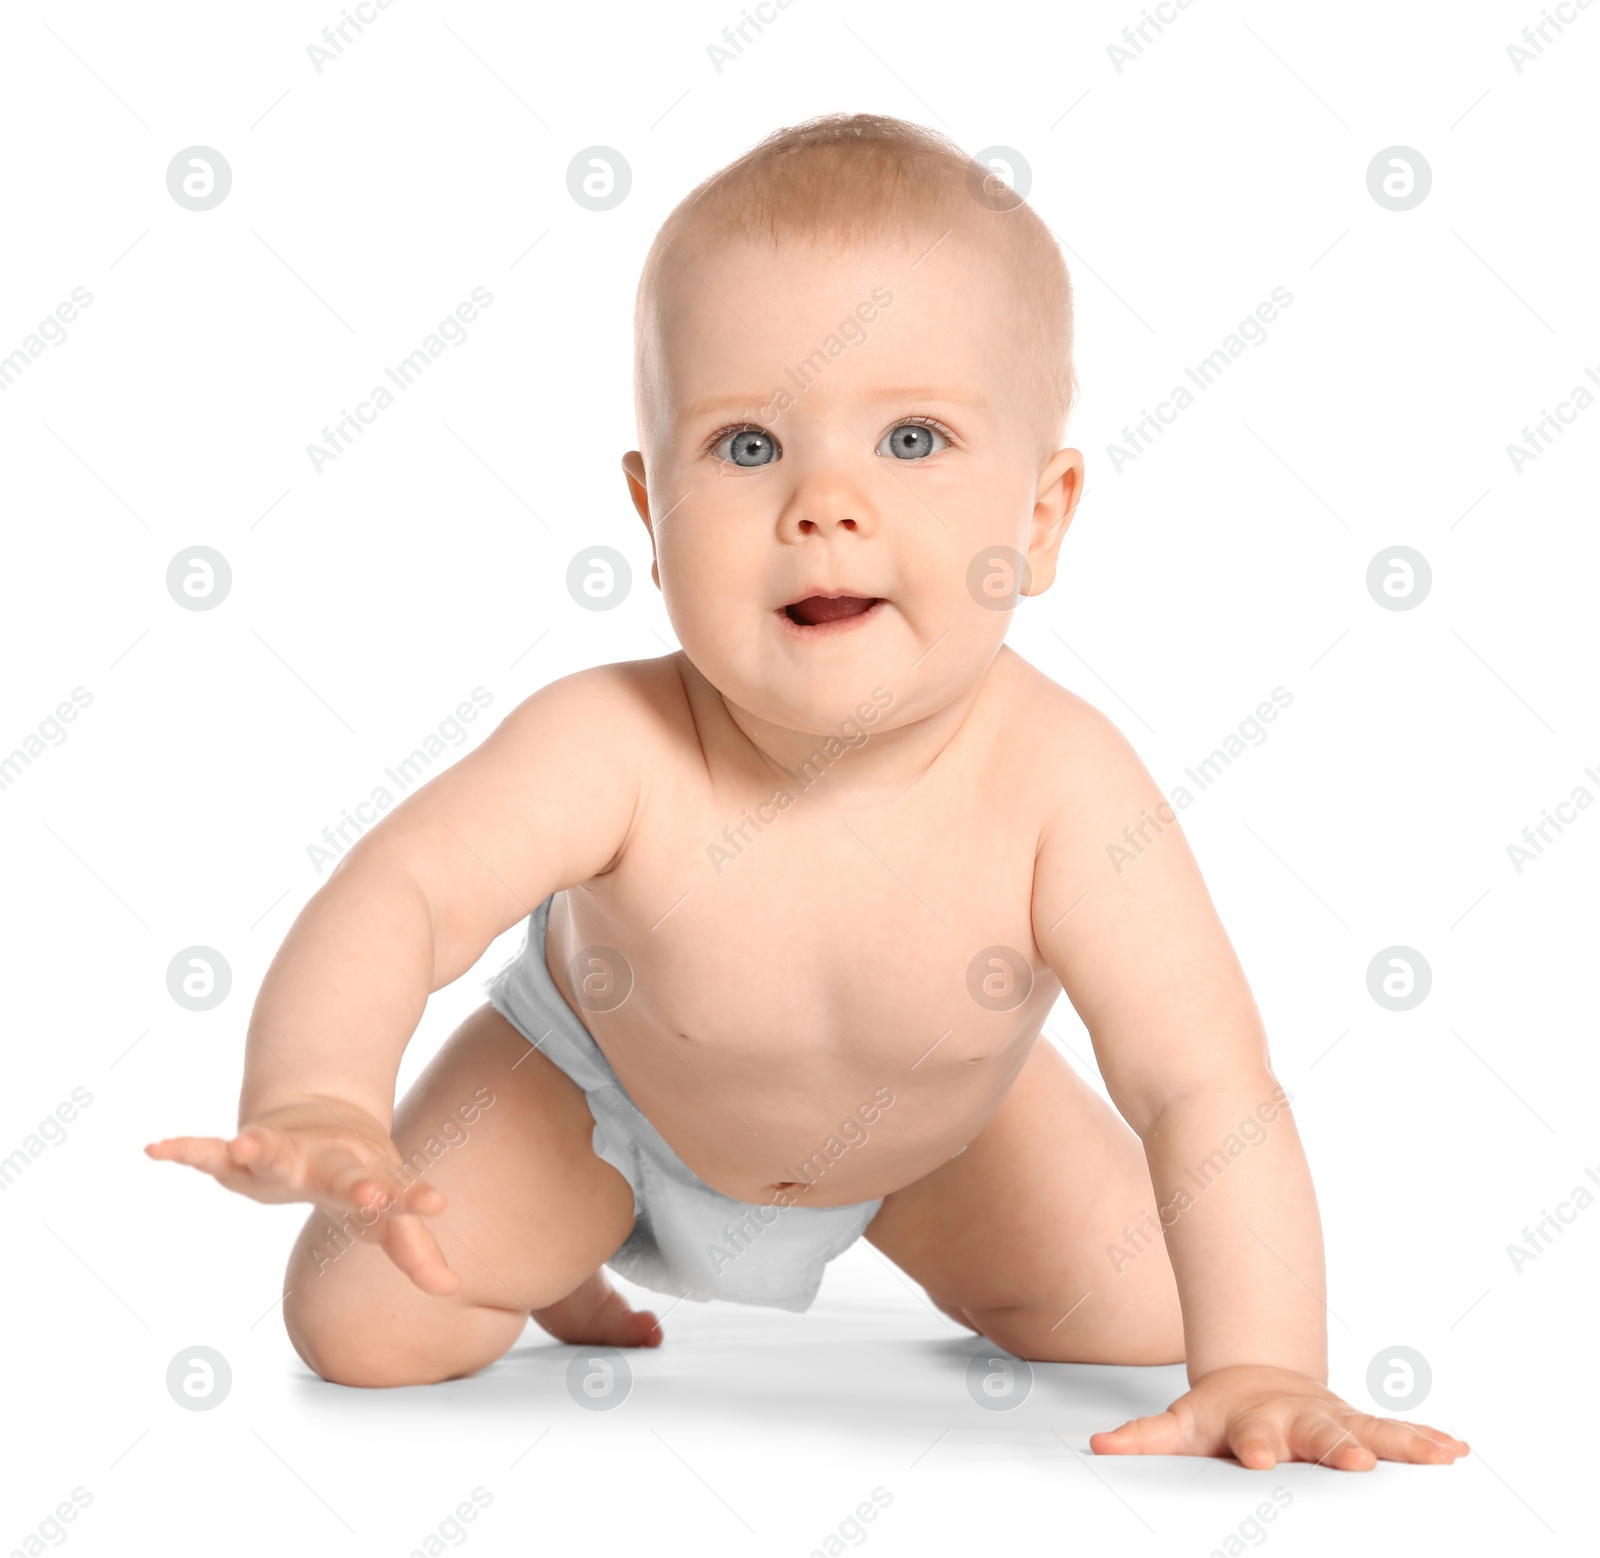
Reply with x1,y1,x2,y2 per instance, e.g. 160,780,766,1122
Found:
877,421,950,460
711,426,779,467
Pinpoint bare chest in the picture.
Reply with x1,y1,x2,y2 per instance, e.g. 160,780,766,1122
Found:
551,774,1057,1080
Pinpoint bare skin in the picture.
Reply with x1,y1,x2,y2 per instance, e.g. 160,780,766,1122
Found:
149,221,1466,1470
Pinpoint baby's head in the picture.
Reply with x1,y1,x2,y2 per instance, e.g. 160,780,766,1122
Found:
622,113,1082,737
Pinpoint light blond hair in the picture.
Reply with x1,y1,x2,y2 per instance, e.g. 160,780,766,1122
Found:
634,113,1075,460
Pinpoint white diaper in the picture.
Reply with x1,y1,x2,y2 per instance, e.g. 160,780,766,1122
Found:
484,894,883,1313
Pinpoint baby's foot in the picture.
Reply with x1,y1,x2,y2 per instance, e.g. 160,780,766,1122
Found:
532,1270,663,1348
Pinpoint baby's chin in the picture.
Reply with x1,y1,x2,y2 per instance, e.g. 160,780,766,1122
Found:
676,599,1001,735
689,635,903,735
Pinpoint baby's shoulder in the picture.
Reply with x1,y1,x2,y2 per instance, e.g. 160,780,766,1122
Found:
989,648,1135,765
985,648,1158,814
495,653,691,763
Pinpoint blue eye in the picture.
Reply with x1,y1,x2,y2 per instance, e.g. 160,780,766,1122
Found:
878,422,949,460
713,427,779,467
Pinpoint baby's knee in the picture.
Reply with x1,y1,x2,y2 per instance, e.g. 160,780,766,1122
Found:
283,1289,411,1388
283,1285,518,1389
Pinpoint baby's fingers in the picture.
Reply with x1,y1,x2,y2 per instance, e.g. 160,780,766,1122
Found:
227,1126,305,1183
1284,1413,1375,1471
1345,1414,1469,1465
300,1149,446,1220
378,1207,462,1297
1226,1412,1290,1470
395,1179,448,1216
145,1135,236,1179
1090,1411,1188,1456
228,1127,355,1204
327,1164,446,1218
174,1126,349,1205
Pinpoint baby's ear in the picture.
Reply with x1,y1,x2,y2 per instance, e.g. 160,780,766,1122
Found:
1022,447,1084,594
620,451,649,519
619,452,660,589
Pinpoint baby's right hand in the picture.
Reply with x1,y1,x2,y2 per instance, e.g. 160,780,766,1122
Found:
146,1102,461,1295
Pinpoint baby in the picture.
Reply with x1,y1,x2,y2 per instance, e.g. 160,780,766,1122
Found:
150,114,1467,1471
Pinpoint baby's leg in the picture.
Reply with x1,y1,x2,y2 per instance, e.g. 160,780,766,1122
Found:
866,1036,1186,1365
282,1003,650,1388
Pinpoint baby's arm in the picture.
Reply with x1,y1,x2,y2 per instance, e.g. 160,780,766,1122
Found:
1032,705,1467,1469
147,665,650,1291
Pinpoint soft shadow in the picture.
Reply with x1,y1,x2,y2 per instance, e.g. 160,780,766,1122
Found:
286,1319,1190,1445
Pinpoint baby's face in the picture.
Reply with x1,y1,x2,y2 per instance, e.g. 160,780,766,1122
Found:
626,229,1081,736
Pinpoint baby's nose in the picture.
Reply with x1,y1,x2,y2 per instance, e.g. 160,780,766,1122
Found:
777,469,877,539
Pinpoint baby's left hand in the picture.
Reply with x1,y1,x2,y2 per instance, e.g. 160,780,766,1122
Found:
1089,1364,1470,1470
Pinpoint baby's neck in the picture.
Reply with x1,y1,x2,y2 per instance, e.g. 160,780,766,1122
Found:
681,649,1006,809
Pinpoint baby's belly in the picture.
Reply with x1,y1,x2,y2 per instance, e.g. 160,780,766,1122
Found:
545,889,1059,1207
588,1018,1035,1207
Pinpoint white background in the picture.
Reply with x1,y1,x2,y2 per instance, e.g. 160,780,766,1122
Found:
1,0,1595,1553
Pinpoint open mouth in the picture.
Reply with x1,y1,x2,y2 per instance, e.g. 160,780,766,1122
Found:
781,594,883,628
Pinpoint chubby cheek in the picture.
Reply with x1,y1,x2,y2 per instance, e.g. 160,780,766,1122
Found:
894,541,994,634
892,557,1014,674
656,516,763,647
